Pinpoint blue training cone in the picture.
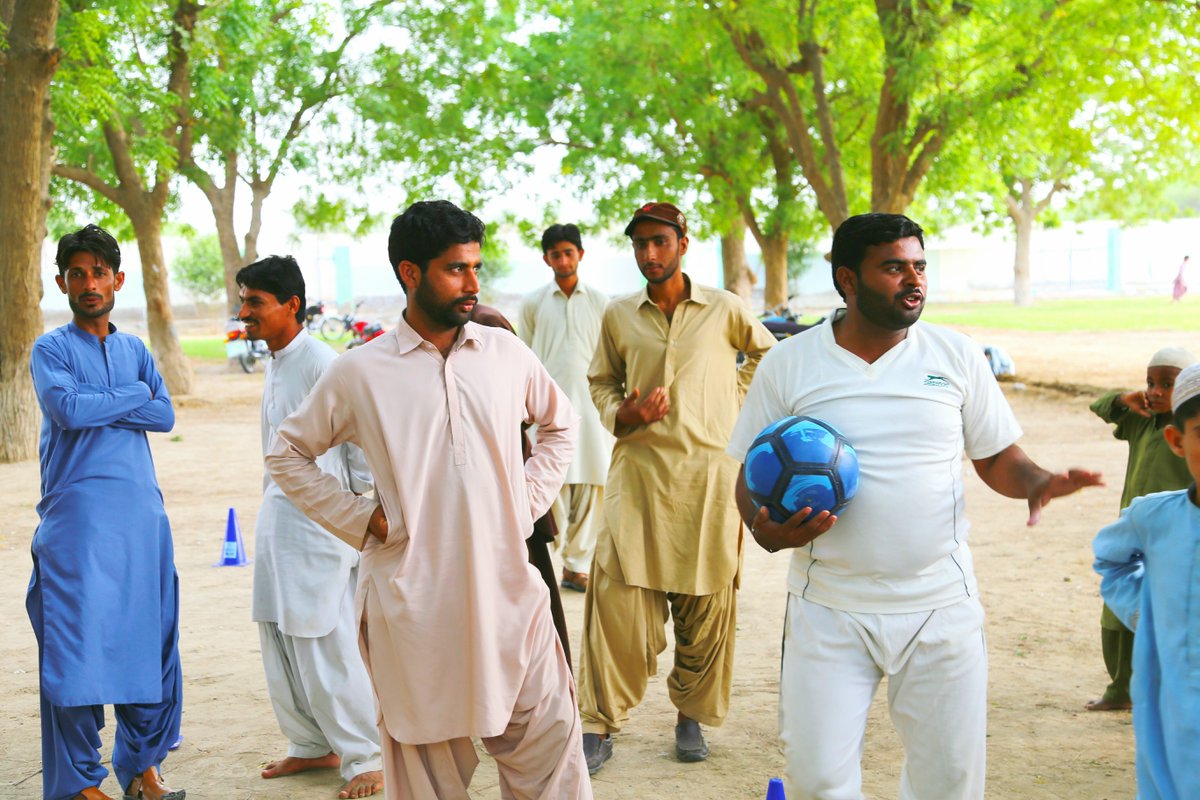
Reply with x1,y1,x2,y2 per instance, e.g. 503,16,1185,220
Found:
214,507,251,567
766,777,786,800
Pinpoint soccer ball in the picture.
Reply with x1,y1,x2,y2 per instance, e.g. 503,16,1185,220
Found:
744,416,859,522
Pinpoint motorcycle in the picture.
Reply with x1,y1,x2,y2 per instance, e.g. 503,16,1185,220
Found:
304,300,326,333
346,319,386,349
225,320,270,373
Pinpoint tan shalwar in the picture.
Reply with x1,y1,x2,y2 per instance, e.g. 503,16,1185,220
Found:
579,278,776,734
266,318,592,799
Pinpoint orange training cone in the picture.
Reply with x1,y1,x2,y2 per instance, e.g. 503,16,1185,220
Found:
214,507,251,567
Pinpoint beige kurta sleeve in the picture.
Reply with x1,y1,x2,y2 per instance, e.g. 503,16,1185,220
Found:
523,355,579,521
732,306,777,400
266,365,378,551
588,304,633,438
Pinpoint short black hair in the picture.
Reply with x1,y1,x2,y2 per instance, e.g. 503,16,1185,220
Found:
829,213,925,300
55,224,121,274
541,223,583,254
236,255,306,323
1174,394,1200,430
387,200,485,284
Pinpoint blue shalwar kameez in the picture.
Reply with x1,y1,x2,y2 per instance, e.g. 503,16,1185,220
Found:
27,322,183,800
1093,487,1200,800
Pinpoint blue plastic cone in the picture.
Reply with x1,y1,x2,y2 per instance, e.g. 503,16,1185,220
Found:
214,507,251,567
766,777,786,800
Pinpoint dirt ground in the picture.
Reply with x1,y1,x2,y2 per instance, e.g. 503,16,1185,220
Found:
2,326,1197,800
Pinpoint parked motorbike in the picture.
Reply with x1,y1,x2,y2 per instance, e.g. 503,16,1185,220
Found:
225,320,270,373
346,319,386,349
319,301,366,339
304,300,326,333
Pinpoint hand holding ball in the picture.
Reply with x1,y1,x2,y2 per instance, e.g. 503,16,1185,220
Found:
744,416,859,523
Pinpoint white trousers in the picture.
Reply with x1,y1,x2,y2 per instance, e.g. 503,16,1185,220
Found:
550,484,603,574
259,614,383,782
779,594,987,800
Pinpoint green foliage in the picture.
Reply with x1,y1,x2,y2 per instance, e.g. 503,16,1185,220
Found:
172,234,224,301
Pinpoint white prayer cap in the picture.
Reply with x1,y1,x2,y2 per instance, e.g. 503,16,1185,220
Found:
1172,362,1200,414
1148,347,1196,370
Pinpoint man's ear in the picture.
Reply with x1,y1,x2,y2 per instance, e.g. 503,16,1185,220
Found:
55,273,67,294
835,266,857,297
396,260,421,292
113,270,125,291
678,236,689,257
1164,424,1186,458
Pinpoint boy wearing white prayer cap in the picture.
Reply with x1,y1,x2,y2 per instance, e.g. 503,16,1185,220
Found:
1085,346,1196,711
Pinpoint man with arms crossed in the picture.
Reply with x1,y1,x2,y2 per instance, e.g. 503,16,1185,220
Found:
728,213,1103,800
519,223,612,593
267,200,590,799
579,202,776,772
236,255,383,799
28,224,184,800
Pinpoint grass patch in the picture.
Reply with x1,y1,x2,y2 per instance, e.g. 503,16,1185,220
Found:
922,297,1199,332
177,332,352,361
180,336,228,361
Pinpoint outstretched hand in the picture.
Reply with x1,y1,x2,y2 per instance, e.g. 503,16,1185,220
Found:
749,505,838,553
1027,469,1105,526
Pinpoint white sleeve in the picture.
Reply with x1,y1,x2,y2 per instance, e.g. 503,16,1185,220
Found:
960,339,1023,459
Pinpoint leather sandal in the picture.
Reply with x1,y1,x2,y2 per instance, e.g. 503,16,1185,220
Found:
123,766,186,800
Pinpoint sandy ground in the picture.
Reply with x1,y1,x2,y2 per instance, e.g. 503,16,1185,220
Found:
2,325,1198,800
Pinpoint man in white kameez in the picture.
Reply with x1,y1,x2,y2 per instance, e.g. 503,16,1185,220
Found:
519,223,612,593
237,255,384,799
266,200,591,800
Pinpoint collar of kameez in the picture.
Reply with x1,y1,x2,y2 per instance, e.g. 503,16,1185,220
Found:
67,320,117,340
393,311,483,355
272,327,309,359
553,280,593,299
636,273,706,309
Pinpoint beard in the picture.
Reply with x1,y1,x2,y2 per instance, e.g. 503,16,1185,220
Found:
68,293,114,320
414,279,476,330
639,253,680,285
855,281,923,331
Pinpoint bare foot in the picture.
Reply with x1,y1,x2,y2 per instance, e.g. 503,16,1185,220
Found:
338,770,384,798
261,753,341,779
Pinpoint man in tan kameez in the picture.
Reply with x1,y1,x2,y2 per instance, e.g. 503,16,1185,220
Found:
578,202,777,773
267,200,592,799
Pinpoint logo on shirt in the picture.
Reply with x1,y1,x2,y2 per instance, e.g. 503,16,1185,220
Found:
923,374,950,388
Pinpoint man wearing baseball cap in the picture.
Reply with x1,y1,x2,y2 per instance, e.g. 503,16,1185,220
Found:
578,202,777,773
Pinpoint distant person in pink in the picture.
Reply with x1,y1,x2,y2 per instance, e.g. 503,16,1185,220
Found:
1172,256,1188,302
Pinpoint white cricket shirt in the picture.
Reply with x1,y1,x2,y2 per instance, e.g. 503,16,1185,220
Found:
727,310,1022,613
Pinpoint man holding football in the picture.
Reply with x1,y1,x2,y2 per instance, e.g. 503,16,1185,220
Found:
727,212,1102,800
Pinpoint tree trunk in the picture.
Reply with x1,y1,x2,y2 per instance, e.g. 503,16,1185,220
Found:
209,188,244,314
0,0,59,462
130,213,195,394
761,234,790,312
719,219,754,305
1011,207,1034,307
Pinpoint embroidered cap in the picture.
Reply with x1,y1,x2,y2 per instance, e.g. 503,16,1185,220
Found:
1171,361,1200,414
1148,346,1196,371
624,202,688,238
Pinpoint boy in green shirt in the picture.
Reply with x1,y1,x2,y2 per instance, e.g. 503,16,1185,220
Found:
1085,346,1195,710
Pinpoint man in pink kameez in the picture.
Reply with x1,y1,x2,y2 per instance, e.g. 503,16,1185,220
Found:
266,200,591,799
